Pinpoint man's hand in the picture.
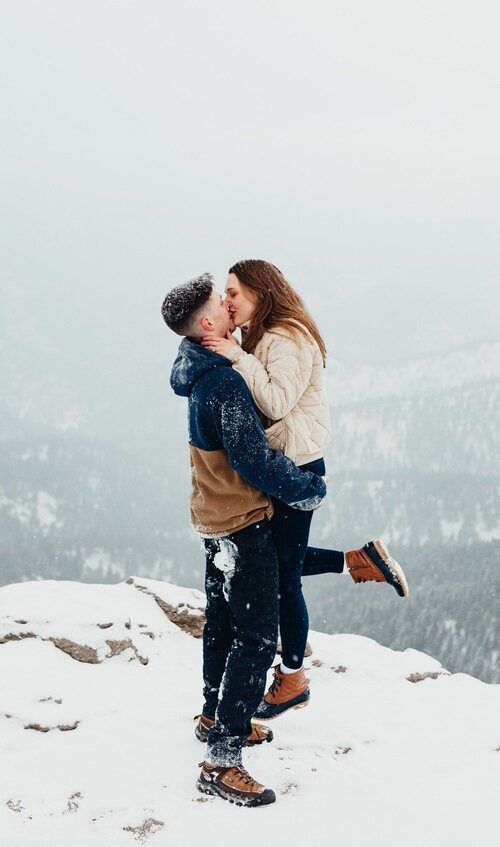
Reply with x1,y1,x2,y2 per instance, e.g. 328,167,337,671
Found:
201,329,240,358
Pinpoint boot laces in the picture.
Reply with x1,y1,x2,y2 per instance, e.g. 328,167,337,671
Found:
268,669,283,698
233,766,258,788
200,763,258,789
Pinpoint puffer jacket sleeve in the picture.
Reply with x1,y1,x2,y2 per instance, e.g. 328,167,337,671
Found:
227,332,315,421
210,369,326,510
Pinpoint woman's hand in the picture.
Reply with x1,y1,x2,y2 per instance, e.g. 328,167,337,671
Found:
201,330,240,358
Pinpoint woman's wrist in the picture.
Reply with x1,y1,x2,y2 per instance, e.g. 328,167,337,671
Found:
226,344,245,363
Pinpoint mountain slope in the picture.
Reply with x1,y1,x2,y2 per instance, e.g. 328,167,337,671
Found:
1,339,499,686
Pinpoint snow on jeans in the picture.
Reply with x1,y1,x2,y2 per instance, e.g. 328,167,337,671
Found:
202,520,278,767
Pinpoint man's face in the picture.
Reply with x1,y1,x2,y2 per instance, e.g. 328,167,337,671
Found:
202,289,234,336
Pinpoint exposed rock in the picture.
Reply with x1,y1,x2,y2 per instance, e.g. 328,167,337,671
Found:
160,603,204,638
51,638,99,664
407,671,446,683
122,817,165,842
64,792,82,813
105,639,148,665
126,578,205,638
2,628,148,666
281,782,299,795
0,632,36,644
6,799,24,813
24,721,79,732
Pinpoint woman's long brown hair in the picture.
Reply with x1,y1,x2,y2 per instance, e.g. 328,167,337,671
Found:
228,260,327,366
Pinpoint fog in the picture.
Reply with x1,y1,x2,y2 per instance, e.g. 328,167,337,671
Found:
2,0,499,372
1,2,499,681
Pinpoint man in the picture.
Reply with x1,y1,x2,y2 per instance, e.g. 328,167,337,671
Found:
161,273,326,808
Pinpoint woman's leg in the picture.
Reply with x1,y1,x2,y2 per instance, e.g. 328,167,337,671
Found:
270,458,408,679
303,543,409,598
270,497,314,670
302,546,345,576
270,457,327,670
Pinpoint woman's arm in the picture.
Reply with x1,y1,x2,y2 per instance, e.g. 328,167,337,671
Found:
226,333,315,420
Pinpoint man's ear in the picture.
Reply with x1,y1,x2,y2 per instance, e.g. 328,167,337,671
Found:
200,315,214,332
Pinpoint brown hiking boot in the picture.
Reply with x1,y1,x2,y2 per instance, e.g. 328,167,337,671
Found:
346,539,409,598
197,761,276,807
253,664,310,720
194,714,273,746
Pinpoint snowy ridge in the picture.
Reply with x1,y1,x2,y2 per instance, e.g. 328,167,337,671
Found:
328,340,500,404
1,578,498,847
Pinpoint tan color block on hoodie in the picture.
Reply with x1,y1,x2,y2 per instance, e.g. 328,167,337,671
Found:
189,446,274,538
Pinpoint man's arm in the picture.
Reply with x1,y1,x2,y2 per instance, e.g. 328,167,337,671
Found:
212,370,326,510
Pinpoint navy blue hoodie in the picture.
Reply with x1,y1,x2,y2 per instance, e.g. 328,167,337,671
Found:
170,338,326,537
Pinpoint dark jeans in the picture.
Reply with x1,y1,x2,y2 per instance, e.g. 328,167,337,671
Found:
202,520,278,767
270,457,344,670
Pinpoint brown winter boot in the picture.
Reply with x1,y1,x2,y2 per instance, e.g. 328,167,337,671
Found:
194,714,273,746
345,539,409,598
197,761,276,807
253,664,310,720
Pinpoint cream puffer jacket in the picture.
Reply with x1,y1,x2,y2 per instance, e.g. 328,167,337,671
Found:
226,325,331,467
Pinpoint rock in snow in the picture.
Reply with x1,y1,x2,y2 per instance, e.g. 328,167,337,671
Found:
0,578,498,847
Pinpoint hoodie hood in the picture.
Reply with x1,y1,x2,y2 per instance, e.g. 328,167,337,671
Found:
170,338,232,397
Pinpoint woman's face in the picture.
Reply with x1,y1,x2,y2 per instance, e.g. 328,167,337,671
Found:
224,273,257,327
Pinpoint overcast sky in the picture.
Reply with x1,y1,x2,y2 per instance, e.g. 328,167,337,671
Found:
1,0,499,369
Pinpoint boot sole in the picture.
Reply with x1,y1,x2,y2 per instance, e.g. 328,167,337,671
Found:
197,779,276,807
254,690,310,721
258,699,310,721
370,540,409,598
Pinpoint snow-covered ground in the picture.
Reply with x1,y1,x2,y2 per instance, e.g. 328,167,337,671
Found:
0,578,498,847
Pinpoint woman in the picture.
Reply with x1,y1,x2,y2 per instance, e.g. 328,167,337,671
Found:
202,260,408,718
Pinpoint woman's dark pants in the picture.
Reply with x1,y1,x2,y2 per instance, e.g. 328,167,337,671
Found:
202,520,278,767
270,457,345,671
